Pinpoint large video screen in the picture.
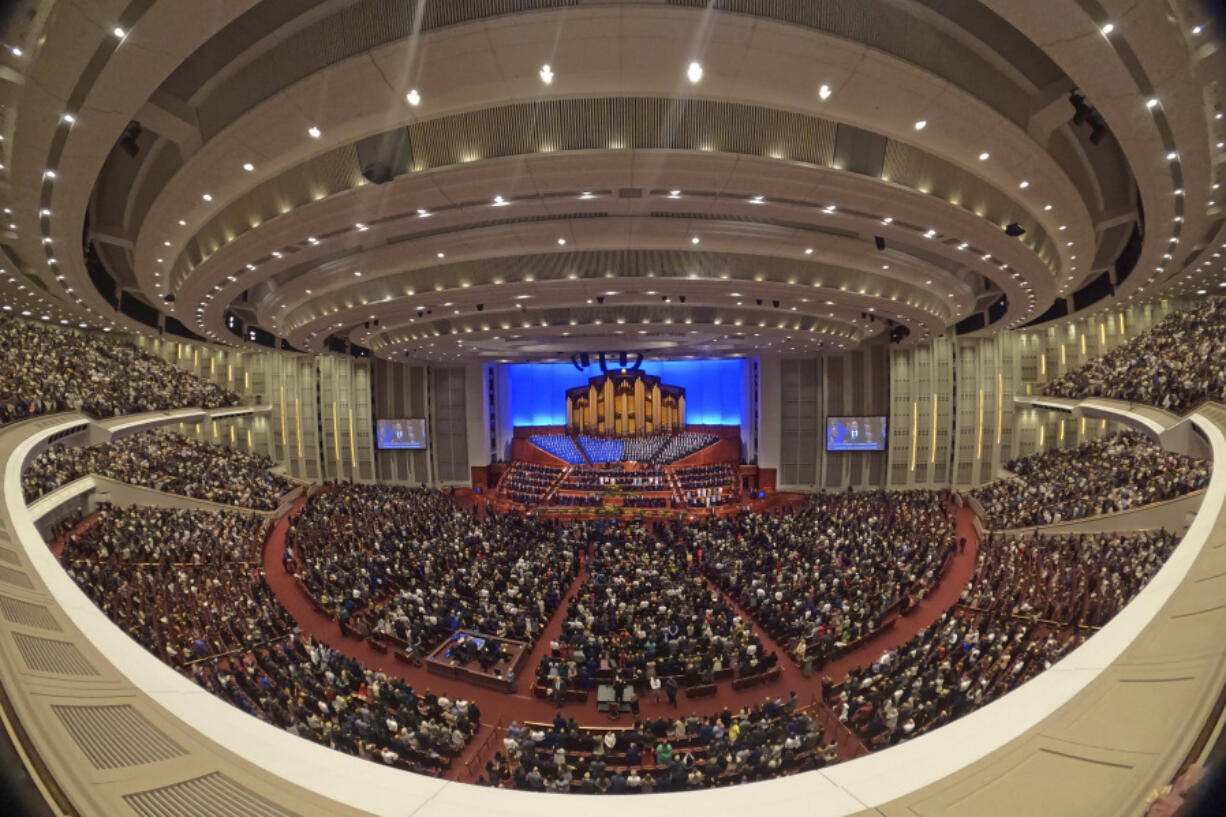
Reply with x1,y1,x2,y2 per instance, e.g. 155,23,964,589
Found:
826,416,887,452
376,418,427,450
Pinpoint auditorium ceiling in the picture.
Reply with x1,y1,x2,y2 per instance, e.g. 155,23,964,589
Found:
0,0,1223,361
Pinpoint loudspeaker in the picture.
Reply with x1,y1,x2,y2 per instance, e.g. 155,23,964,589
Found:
356,128,413,185
580,352,590,367
874,236,886,251
1004,223,1026,237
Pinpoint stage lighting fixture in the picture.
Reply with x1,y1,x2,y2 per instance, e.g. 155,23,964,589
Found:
772,300,780,308
874,236,886,251
679,295,686,303
476,303,484,311
756,298,763,306
416,310,424,318
596,295,605,304
1004,223,1026,237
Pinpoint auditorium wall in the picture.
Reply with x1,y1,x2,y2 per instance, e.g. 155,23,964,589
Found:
770,338,891,490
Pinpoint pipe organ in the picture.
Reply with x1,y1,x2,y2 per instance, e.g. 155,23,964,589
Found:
566,370,685,434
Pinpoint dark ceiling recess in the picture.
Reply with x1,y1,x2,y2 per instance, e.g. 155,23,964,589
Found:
988,295,1008,324
245,325,276,348
164,316,205,341
1073,271,1115,312
1113,222,1143,286
954,312,986,335
356,128,413,185
119,291,159,328
84,244,118,309
325,334,348,354
833,123,887,178
1022,298,1069,328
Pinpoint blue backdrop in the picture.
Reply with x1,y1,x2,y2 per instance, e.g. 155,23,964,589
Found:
507,359,746,427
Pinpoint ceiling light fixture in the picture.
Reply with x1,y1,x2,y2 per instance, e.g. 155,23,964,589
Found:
818,84,832,100
914,120,927,130
539,65,554,84
978,152,989,161
242,162,254,172
113,27,125,38
1101,22,1115,35
406,89,421,106
308,126,321,138
687,61,703,83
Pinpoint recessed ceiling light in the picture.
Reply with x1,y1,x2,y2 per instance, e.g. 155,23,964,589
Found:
668,190,681,198
539,64,554,84
406,89,421,106
353,271,362,276
914,120,927,130
978,152,989,161
308,126,321,138
557,238,566,245
242,162,254,172
61,113,75,124
113,27,125,38
805,248,814,255
881,216,893,225
178,219,186,226
1018,180,1030,189
818,84,832,100
691,236,700,244
1101,23,1115,35
9,46,21,56
923,229,936,238
201,193,212,202
437,252,446,258
1146,98,1160,109
687,61,703,84
355,223,368,231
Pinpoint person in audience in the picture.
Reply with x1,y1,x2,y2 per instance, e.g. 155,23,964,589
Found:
22,429,291,508
0,313,239,426
969,431,1208,529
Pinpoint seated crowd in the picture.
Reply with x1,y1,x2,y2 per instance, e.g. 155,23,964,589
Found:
693,491,955,670
545,522,775,695
287,484,577,652
485,696,839,791
1041,297,1226,413
969,430,1209,529
962,529,1178,627
22,429,292,509
835,525,1179,750
63,505,478,776
501,463,563,504
0,314,239,425
565,466,670,491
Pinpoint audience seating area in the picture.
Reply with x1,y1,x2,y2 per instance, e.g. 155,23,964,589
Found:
834,527,1177,751
536,521,778,704
0,314,239,426
22,429,292,509
696,491,956,670
1042,298,1226,413
486,698,837,791
287,485,577,653
62,505,478,776
969,431,1209,529
500,463,564,505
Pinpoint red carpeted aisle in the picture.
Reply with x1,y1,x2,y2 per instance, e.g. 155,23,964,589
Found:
261,498,981,781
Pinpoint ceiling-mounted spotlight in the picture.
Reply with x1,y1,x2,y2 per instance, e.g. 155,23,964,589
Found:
687,61,703,83
539,64,554,84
